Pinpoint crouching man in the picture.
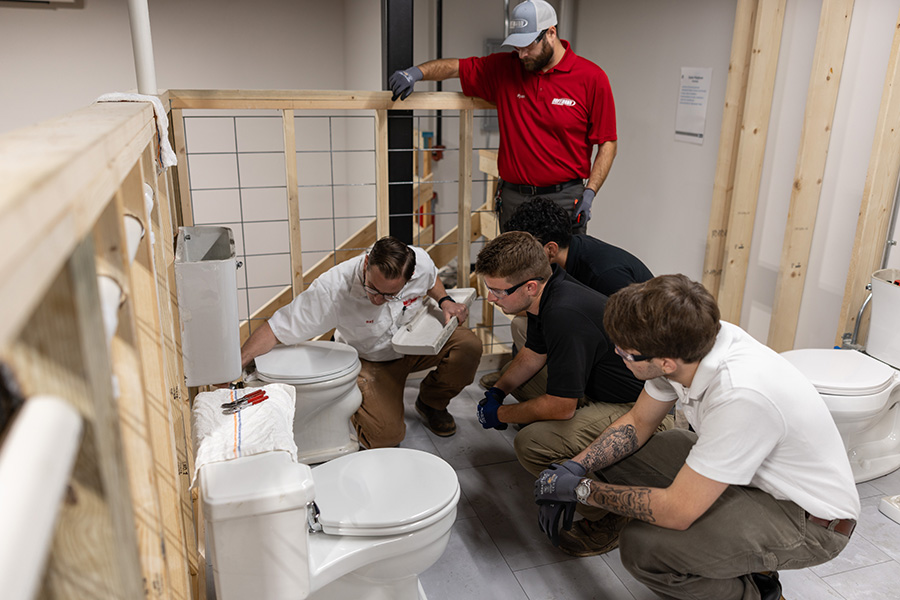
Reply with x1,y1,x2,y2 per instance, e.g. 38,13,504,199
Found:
534,274,859,600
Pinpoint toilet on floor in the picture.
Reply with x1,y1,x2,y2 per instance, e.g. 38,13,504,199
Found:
253,341,362,464
781,269,900,483
200,447,460,600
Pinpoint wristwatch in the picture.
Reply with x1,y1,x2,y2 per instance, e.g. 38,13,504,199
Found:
574,478,592,504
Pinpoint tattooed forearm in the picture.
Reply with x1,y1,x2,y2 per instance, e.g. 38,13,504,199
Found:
580,424,639,471
587,483,656,523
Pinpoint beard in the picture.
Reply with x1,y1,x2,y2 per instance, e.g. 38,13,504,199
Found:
521,39,554,72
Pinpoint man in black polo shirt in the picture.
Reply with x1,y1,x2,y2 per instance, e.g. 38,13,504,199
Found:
480,197,654,392
474,232,672,556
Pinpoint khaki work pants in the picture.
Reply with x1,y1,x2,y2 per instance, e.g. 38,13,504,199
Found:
606,429,851,600
351,327,482,448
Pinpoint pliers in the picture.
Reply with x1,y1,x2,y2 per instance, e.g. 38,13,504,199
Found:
221,388,268,414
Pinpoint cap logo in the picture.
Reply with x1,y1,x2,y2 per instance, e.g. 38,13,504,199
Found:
510,18,528,30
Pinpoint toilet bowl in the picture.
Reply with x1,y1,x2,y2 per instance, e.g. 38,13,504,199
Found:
254,341,362,464
200,447,459,600
781,348,900,482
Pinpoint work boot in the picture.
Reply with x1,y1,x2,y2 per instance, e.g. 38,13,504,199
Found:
558,513,630,557
750,571,785,600
479,370,501,389
415,398,457,437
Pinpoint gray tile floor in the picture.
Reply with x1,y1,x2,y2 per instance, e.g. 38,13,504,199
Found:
406,372,900,600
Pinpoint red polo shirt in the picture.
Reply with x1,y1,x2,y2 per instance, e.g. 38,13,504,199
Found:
459,41,616,187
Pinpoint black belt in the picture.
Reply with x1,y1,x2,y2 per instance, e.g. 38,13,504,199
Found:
503,178,583,196
807,513,856,537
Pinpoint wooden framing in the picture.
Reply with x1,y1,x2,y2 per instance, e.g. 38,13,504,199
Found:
767,0,855,352
702,0,758,297
716,0,787,323
835,7,900,346
282,109,304,296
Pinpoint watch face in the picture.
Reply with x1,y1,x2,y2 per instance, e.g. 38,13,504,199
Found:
576,479,590,502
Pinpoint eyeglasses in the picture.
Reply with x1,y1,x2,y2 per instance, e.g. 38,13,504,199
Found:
486,277,544,299
361,269,405,301
515,28,548,51
614,346,654,363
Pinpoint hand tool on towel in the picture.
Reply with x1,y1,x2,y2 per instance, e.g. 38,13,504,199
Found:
221,388,266,410
222,393,268,415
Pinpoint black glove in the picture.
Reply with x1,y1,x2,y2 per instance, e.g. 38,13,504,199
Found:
389,66,423,101
573,188,595,225
534,460,587,545
477,386,507,430
538,502,577,547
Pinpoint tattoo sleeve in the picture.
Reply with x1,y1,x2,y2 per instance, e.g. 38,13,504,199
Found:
586,483,657,523
579,423,639,472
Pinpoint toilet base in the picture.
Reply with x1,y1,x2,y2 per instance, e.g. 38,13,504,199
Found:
309,573,428,600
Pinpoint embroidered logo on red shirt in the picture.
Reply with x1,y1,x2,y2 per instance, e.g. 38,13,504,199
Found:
552,98,577,107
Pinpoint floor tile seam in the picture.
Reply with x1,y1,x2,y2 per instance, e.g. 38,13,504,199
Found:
812,554,896,578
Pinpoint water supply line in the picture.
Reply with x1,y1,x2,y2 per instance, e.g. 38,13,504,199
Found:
126,0,158,94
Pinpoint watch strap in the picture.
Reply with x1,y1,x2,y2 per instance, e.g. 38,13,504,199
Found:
437,295,453,307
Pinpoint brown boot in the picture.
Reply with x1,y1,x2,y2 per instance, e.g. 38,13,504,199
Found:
479,371,502,389
558,513,630,557
415,398,457,437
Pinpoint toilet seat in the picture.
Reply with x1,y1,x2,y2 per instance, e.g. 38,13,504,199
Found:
781,348,896,396
256,341,360,385
312,448,459,537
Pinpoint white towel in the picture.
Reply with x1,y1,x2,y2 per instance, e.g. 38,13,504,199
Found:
95,92,178,172
190,384,298,488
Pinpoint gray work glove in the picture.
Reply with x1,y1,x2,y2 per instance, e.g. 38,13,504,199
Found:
535,460,586,546
573,188,595,225
389,66,423,101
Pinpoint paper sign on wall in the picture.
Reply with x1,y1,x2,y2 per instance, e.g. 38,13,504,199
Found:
675,67,712,145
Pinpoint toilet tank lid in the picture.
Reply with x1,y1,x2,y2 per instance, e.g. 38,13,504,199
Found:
200,452,314,521
781,348,896,395
255,341,360,382
312,448,458,531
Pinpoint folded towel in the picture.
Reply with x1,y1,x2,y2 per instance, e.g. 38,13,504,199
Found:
95,92,178,172
191,384,298,488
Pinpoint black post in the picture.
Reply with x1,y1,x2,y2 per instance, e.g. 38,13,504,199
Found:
382,0,414,244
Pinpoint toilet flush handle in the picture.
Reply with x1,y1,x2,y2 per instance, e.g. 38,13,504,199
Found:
307,501,322,533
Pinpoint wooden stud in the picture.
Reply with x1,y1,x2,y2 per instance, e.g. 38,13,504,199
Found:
835,7,900,346
717,0,787,323
375,110,390,240
767,0,855,352
458,110,474,286
170,108,194,228
702,0,758,297
282,110,304,298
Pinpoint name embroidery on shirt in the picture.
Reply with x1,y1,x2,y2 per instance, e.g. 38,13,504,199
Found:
552,98,577,107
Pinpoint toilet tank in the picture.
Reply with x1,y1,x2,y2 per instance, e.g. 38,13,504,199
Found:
201,452,314,600
867,269,900,368
174,226,242,386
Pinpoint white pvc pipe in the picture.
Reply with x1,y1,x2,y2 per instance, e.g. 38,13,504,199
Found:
124,215,145,264
98,275,124,344
126,0,158,94
0,395,82,600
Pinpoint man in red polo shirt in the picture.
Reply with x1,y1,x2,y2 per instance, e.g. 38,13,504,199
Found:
389,0,617,235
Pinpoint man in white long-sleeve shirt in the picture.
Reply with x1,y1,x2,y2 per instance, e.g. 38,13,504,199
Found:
240,236,482,448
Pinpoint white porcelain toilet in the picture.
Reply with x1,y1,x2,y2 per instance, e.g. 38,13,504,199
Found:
781,269,900,483
781,348,900,482
200,447,460,600
253,341,362,464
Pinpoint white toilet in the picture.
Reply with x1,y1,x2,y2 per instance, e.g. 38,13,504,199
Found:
781,269,900,483
200,447,460,600
253,341,362,464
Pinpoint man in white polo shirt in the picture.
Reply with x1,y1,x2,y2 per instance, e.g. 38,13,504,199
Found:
534,274,859,600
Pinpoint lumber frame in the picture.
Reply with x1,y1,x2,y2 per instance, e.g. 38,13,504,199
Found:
767,0,854,352
835,7,900,346
702,0,758,297
717,0,787,323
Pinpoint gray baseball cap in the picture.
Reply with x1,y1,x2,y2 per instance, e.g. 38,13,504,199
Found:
501,0,558,48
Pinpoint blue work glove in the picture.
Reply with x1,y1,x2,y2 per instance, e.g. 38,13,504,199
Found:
573,188,595,225
535,460,587,546
389,66,423,101
477,386,508,430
